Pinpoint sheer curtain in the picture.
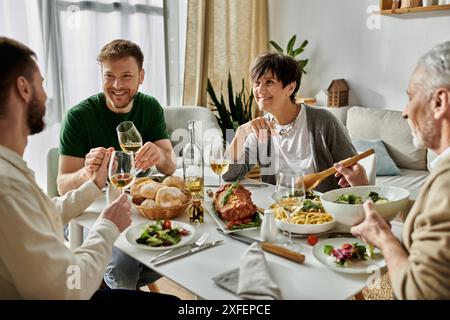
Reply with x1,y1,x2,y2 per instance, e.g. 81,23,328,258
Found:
0,0,183,191
183,0,268,107
57,0,166,111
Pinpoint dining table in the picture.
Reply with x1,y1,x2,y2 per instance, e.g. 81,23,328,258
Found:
69,166,403,300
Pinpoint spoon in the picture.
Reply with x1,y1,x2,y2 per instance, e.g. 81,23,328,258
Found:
303,148,375,190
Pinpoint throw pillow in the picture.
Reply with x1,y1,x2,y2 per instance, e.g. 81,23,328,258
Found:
351,138,401,176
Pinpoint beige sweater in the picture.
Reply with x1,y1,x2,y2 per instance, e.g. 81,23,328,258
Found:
391,153,450,299
0,146,119,299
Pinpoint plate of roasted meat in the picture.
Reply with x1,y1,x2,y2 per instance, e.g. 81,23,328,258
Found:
205,182,262,234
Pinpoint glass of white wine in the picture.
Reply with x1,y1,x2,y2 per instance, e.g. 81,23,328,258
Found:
108,151,136,194
275,169,305,249
117,121,143,154
209,140,231,187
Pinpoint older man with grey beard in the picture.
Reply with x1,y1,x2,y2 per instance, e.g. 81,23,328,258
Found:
338,42,450,299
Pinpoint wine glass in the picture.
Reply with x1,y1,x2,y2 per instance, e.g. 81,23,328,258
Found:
274,169,305,248
117,121,142,154
108,151,136,194
117,121,153,176
209,140,231,187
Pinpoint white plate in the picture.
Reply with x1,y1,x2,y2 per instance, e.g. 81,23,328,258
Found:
204,201,261,234
125,221,195,251
312,237,386,274
270,191,334,234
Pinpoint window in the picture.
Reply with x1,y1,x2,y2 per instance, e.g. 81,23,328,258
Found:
57,0,167,110
0,0,187,190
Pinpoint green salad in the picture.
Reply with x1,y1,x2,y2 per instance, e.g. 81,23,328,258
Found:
136,219,190,247
335,192,389,205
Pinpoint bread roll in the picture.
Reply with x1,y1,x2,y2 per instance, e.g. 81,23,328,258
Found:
162,176,185,189
131,178,156,198
141,199,157,209
140,182,164,199
156,186,188,208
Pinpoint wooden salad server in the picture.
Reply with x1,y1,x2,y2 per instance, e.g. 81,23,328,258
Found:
303,148,375,190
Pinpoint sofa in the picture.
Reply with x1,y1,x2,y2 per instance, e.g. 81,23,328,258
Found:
324,106,434,199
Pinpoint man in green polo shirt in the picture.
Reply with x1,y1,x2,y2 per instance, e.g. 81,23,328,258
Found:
57,40,175,291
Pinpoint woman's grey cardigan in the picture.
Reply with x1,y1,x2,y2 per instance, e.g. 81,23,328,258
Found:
222,105,357,193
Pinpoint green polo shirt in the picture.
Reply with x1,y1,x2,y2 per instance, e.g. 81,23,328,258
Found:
60,92,170,158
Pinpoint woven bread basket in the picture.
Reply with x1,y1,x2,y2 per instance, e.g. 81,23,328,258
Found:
133,190,192,220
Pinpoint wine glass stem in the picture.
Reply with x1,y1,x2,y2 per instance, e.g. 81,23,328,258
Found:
219,174,222,187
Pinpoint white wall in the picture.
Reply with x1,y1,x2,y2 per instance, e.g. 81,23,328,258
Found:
268,0,450,110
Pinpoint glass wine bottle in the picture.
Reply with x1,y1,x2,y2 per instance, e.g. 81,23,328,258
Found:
182,120,204,199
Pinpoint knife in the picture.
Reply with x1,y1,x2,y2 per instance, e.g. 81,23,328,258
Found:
216,229,305,264
152,240,224,266
204,183,269,188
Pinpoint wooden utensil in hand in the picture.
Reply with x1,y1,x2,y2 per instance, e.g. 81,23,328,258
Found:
303,148,375,190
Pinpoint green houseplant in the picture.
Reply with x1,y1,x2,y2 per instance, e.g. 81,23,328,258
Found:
207,72,254,140
270,35,309,75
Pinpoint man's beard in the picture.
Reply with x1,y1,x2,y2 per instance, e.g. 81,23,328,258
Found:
27,93,46,135
407,112,436,149
110,90,138,109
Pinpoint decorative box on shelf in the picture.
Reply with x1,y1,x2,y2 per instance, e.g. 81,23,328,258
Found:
327,79,349,108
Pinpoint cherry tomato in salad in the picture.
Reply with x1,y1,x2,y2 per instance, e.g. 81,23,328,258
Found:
307,235,318,246
163,219,172,230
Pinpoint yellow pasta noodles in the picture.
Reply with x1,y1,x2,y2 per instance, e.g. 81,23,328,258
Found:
271,197,334,225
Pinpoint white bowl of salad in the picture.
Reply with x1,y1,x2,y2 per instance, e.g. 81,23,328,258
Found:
320,186,410,226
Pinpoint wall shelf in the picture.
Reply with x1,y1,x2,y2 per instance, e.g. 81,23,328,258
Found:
380,1,450,15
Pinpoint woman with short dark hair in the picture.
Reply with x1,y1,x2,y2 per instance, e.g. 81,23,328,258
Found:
223,52,368,192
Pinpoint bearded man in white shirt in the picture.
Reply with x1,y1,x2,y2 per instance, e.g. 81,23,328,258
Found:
0,37,174,301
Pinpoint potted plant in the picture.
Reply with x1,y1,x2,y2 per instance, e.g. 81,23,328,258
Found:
206,72,254,141
270,35,309,85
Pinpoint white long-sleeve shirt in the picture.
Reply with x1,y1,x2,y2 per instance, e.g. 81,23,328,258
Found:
0,145,120,299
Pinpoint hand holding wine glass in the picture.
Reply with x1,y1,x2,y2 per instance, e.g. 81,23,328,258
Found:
108,151,136,194
92,147,114,190
275,169,305,249
209,140,231,187
117,121,143,153
100,194,132,232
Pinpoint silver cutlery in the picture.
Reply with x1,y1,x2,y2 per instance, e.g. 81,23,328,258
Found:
150,232,210,263
153,240,224,266
216,229,306,264
216,228,258,245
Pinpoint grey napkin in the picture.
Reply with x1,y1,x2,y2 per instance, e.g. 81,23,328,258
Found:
212,243,282,300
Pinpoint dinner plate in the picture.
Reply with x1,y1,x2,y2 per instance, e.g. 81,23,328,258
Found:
270,190,334,234
204,201,261,234
125,221,195,251
312,237,386,274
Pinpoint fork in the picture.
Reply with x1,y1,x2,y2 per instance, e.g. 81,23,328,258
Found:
149,232,210,263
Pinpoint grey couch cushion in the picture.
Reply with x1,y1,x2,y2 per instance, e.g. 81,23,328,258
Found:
346,107,427,170
312,105,349,126
376,168,429,200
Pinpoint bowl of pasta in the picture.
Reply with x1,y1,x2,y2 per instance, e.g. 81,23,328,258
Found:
270,193,336,235
320,186,410,226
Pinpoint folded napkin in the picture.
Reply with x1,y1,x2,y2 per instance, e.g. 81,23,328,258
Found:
212,242,282,300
